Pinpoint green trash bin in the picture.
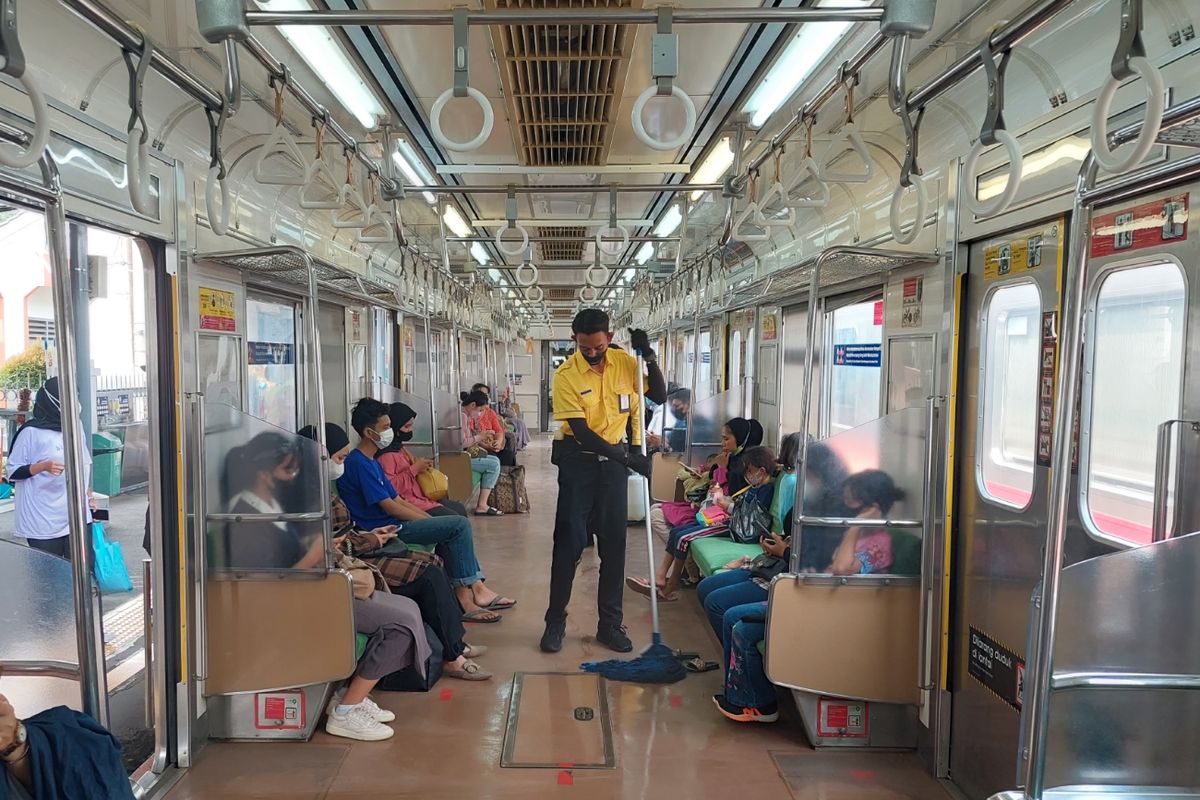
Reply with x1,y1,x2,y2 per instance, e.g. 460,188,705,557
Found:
92,431,123,497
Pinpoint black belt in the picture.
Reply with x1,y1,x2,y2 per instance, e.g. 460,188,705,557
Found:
553,437,626,463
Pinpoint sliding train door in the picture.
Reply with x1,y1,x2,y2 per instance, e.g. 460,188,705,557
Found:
949,219,1065,799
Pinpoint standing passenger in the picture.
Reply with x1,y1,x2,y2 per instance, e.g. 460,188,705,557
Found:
539,310,665,654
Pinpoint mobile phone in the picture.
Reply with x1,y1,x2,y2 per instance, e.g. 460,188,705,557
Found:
334,523,355,537
92,508,110,521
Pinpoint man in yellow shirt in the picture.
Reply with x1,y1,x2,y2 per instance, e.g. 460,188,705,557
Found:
540,309,666,653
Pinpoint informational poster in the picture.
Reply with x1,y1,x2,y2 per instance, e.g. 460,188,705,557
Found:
833,343,882,367
198,286,236,331
901,276,923,329
1037,311,1058,467
761,313,778,341
873,300,884,325
254,690,305,731
816,697,868,738
1090,193,1189,258
968,627,1024,712
247,342,295,365
983,220,1062,280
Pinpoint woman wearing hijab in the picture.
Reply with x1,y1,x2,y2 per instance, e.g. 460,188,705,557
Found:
6,377,92,560
376,403,469,518
627,416,764,599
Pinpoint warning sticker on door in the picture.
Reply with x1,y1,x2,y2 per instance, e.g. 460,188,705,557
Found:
968,627,1024,712
1090,193,1189,258
816,697,869,738
983,221,1061,280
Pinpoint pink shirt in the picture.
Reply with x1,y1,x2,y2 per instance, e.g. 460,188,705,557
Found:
377,449,439,511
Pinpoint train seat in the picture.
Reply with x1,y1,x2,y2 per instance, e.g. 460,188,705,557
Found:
690,537,761,577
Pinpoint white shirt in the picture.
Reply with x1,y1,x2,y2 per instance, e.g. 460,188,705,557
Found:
7,426,92,540
646,403,677,440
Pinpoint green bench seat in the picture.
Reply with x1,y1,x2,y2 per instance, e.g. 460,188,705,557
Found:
690,538,761,578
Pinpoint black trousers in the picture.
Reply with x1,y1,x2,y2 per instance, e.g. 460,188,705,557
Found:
393,567,467,661
28,536,71,560
544,450,628,630
427,500,469,518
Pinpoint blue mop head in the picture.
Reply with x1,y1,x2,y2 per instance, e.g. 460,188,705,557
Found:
581,640,687,684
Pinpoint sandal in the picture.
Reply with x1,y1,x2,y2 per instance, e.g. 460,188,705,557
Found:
444,660,493,681
475,507,504,516
484,596,516,610
684,656,720,673
625,577,677,601
462,643,488,658
462,608,502,623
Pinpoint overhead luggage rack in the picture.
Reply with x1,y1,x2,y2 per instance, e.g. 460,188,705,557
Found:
199,246,404,310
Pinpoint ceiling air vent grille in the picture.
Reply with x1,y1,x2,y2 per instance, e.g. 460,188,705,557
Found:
486,0,642,167
537,226,587,261
546,287,579,301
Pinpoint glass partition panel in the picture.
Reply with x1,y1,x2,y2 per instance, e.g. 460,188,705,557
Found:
687,386,747,463
434,387,463,453
794,405,929,576
377,385,434,449
203,402,327,573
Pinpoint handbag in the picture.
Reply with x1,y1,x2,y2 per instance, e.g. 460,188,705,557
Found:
747,553,788,581
465,444,488,459
728,490,772,544
91,522,133,593
335,550,387,600
416,467,449,501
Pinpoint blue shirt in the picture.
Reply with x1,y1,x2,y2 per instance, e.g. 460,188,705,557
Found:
336,449,400,530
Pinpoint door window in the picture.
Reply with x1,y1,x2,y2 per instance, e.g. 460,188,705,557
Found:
246,297,299,430
827,300,883,433
1083,261,1186,545
977,282,1041,508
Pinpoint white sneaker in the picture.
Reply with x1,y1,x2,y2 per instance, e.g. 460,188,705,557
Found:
325,702,394,741
327,689,396,723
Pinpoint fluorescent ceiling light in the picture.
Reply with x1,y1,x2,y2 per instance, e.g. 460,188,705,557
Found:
635,243,655,264
393,141,436,204
443,205,472,237
257,0,384,130
487,268,503,283
741,0,868,128
977,137,1090,201
623,268,637,283
470,243,491,264
654,205,683,237
689,137,734,200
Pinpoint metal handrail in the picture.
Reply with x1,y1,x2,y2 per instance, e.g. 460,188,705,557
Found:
0,660,82,680
1151,419,1197,543
1050,671,1200,692
206,512,327,523
796,573,919,588
247,6,885,26
796,515,923,529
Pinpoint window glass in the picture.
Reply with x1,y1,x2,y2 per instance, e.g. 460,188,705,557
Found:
827,300,883,433
1084,262,1186,545
246,298,298,430
978,282,1040,508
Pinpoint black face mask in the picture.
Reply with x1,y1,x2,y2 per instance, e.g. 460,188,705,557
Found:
397,429,414,442
582,350,606,366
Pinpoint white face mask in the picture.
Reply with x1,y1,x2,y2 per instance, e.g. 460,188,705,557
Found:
376,428,395,449
328,460,346,481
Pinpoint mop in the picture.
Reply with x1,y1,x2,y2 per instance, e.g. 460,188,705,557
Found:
581,353,687,684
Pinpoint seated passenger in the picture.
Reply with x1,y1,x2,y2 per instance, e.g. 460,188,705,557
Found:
338,398,515,615
829,469,903,576
221,431,326,570
463,389,515,471
375,404,469,518
630,439,774,601
664,387,691,453
493,386,530,451
769,433,801,535
711,599,777,724
794,441,851,572
460,392,506,515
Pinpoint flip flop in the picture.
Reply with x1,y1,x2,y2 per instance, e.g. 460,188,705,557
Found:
475,507,504,516
683,657,720,673
484,596,516,610
625,577,677,601
462,608,502,623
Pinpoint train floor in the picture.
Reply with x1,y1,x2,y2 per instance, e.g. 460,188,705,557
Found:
164,437,948,800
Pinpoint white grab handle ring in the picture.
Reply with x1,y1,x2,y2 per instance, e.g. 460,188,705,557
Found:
585,263,610,287
631,85,697,152
495,224,529,257
733,202,770,243
819,122,874,184
757,181,796,229
0,72,50,170
1091,57,1165,175
963,129,1024,218
514,262,539,287
430,87,495,153
595,225,629,257
524,285,543,302
579,285,600,303
889,174,929,246
789,157,830,209
126,131,153,215
206,165,231,236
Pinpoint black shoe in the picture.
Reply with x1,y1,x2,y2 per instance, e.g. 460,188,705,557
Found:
540,621,566,653
596,625,633,653
712,694,780,723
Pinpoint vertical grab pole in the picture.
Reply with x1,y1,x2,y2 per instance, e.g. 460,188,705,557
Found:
918,395,942,691
191,392,209,682
636,354,660,639
425,301,439,463
789,250,826,572
1150,419,1176,543
46,157,110,726
303,253,332,568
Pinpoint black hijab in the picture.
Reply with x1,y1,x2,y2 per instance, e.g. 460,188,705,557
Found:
379,402,417,455
11,377,63,450
725,416,764,495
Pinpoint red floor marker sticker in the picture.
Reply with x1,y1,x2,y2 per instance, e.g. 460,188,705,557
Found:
850,770,875,781
439,689,453,701
669,694,684,708
557,762,574,769
557,771,574,786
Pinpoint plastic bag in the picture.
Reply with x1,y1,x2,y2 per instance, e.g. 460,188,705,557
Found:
91,522,133,593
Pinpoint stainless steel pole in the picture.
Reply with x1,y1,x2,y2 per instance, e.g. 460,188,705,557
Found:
246,7,885,26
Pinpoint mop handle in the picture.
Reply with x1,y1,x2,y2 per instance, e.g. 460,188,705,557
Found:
635,353,661,637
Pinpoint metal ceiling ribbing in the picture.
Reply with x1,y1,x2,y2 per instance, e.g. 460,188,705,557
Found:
486,0,641,167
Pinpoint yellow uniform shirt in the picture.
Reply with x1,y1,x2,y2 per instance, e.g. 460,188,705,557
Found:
553,348,643,447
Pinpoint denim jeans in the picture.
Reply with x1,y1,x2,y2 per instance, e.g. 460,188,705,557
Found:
471,455,502,489
721,601,775,709
397,515,484,588
696,569,768,639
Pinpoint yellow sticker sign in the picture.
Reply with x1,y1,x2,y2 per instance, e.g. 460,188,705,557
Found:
982,219,1063,281
199,286,236,331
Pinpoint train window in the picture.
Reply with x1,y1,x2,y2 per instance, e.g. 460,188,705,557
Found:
246,297,299,430
1082,261,1186,546
978,282,1041,508
827,300,883,433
